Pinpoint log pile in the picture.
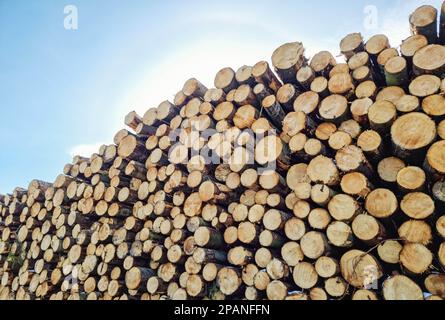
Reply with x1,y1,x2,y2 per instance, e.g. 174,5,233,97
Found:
1,2,445,301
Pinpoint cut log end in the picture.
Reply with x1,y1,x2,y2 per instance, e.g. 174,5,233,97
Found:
383,275,424,300
365,189,398,219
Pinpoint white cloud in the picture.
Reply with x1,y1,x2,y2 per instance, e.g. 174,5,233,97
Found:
369,0,443,48
111,0,444,126
68,143,104,158
113,38,280,121
113,41,341,123
110,8,341,123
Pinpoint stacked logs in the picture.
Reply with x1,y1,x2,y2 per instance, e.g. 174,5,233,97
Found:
1,2,445,301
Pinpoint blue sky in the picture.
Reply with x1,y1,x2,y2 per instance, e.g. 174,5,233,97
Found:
0,0,441,193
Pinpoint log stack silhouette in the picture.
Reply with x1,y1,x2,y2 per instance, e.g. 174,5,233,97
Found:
1,2,445,300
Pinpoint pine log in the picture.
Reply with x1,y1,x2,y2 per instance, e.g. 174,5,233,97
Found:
409,5,438,44
383,275,423,300
271,42,306,84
